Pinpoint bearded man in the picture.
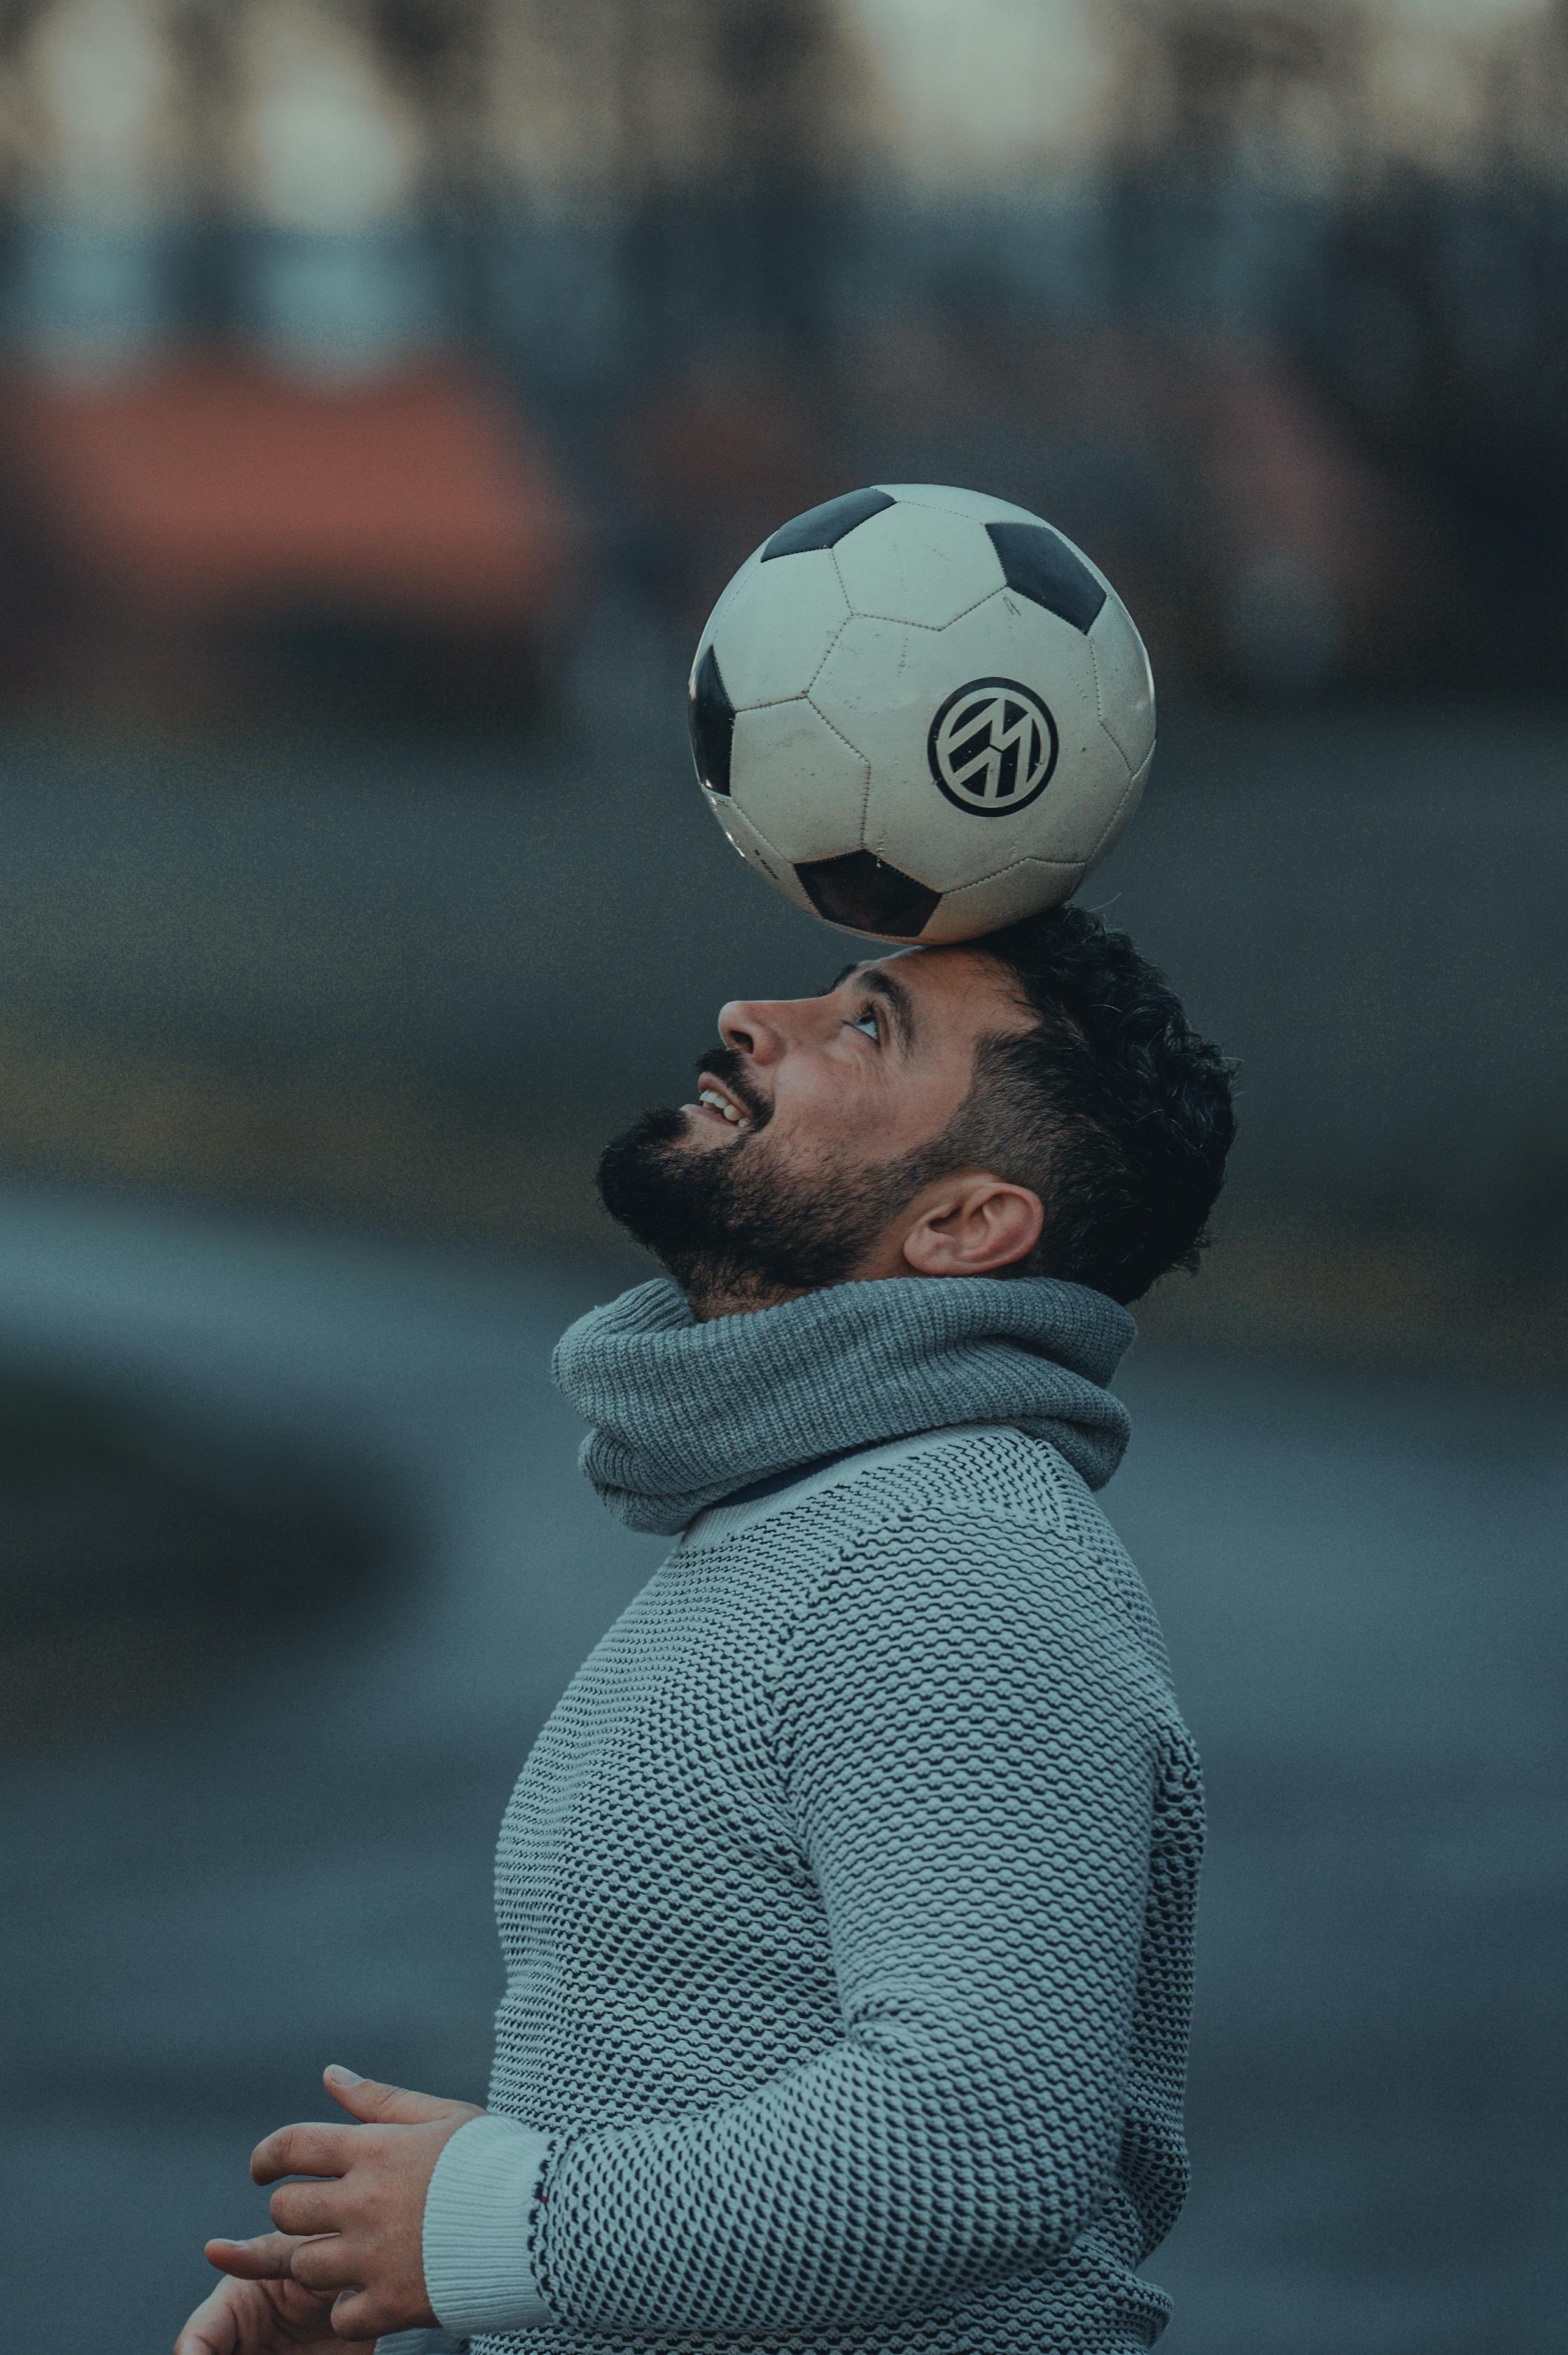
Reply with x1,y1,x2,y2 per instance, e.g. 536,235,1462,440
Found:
176,901,1236,2355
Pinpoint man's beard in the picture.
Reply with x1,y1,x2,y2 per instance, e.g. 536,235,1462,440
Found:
595,1046,927,1313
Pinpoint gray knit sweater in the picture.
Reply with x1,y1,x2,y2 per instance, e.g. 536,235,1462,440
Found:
382,1273,1203,2355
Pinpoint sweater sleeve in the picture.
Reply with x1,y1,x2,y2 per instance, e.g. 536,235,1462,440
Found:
509,1508,1158,2336
419,2111,555,2335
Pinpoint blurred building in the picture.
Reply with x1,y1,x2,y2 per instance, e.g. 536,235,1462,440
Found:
0,0,1554,712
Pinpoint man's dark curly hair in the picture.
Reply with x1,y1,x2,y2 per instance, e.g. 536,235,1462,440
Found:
923,903,1238,1304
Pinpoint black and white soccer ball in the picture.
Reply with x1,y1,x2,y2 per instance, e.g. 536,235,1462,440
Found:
687,484,1154,942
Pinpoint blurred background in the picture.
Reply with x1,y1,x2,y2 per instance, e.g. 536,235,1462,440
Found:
0,4,1561,2350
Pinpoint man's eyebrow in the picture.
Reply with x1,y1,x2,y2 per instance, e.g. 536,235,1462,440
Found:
825,960,916,1049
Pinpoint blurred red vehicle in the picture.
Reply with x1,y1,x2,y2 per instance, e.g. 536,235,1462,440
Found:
0,356,583,722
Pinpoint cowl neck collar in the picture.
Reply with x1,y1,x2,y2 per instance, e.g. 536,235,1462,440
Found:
552,1273,1136,1535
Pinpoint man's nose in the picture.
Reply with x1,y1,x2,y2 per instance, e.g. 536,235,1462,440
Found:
717,998,802,1064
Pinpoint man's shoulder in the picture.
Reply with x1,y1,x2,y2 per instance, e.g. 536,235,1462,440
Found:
839,1420,1115,1546
701,1420,1132,1582
680,1420,1084,1554
808,1427,1170,1665
668,1421,1182,1727
764,1428,1182,1717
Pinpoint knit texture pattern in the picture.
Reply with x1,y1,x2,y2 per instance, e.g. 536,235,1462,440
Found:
472,1276,1201,2355
552,1273,1136,1532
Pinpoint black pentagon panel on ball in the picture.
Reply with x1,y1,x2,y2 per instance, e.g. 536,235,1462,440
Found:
794,851,942,940
688,643,735,795
761,488,897,563
986,522,1107,634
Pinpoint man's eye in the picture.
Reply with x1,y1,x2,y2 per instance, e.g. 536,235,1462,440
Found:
849,1008,880,1041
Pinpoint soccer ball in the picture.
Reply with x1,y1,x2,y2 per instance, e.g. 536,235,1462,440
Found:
687,484,1154,943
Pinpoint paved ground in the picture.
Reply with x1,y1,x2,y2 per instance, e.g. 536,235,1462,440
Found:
0,1186,1561,2354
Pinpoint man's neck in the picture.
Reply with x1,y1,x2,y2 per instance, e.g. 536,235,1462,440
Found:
683,1275,811,1323
678,1236,921,1322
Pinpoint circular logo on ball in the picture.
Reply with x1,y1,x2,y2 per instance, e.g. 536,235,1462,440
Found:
927,677,1059,816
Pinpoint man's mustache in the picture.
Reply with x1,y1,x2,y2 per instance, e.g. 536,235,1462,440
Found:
693,1044,772,1131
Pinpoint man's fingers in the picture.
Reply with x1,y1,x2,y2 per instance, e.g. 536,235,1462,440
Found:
175,2255,359,2355
268,2178,344,2238
288,2234,358,2295
202,2231,304,2280
251,2121,353,2184
328,2284,393,2342
323,2064,461,2126
174,2278,242,2355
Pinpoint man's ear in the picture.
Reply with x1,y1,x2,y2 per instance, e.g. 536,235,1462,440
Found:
899,1175,1044,1278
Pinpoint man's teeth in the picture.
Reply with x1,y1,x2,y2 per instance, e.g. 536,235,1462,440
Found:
698,1088,750,1129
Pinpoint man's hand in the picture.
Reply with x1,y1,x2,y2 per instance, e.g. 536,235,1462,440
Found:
173,2064,483,2351
172,2230,371,2354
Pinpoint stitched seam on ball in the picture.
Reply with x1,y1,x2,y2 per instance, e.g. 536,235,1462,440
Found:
726,611,852,716
1091,627,1150,772
828,608,939,634
872,495,1042,574
878,494,993,517
801,693,876,838
811,554,869,837
733,684,844,714
741,806,794,866
1084,768,1140,865
846,580,1004,634
736,805,814,905
1091,627,1127,770
804,603,853,698
1090,628,1110,729
947,853,1084,893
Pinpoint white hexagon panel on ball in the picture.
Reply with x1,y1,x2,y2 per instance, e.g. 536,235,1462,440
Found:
707,547,850,711
832,499,1007,629
730,699,869,865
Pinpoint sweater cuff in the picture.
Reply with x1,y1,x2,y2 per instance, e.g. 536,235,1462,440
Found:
375,2333,468,2353
422,2111,556,2334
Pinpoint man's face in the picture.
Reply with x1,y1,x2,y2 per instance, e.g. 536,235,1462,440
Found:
596,945,1034,1313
